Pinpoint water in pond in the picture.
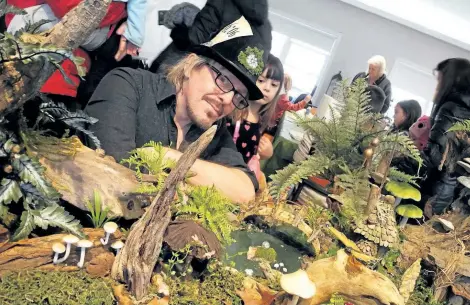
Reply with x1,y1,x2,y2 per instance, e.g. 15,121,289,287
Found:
224,230,303,277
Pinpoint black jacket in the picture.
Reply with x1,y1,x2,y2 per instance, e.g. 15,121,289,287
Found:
353,72,392,114
150,0,269,73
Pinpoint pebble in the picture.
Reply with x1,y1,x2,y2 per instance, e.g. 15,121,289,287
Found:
262,241,270,249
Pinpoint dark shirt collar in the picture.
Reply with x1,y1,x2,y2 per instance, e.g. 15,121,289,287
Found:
154,74,177,106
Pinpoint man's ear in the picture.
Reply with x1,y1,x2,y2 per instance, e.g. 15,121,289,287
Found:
183,53,199,78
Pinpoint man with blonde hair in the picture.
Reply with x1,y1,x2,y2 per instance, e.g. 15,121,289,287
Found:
353,55,392,113
86,6,271,204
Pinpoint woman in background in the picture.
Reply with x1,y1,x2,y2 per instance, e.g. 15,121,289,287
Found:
392,99,422,133
421,58,470,214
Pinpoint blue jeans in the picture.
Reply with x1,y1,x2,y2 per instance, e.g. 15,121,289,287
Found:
431,175,457,214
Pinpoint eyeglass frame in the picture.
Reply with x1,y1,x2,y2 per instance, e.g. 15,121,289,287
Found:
206,63,249,110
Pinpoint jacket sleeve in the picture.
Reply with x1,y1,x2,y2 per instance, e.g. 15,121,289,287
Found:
85,68,140,162
380,80,392,114
423,103,455,169
278,94,307,112
123,0,147,47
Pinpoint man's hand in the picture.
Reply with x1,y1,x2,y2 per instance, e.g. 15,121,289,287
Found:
258,136,273,160
114,22,140,61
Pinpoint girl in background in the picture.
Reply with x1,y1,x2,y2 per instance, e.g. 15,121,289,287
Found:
227,54,284,181
392,99,422,133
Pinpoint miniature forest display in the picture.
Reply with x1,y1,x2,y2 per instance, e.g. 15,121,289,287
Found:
2,2,470,305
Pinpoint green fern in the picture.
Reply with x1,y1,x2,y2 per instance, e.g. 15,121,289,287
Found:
0,179,22,205
447,119,470,133
12,210,35,241
176,186,236,244
389,167,420,187
32,204,83,236
375,132,422,168
85,190,114,228
269,154,331,200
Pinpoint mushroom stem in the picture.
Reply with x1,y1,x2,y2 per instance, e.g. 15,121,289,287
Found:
399,216,409,228
394,197,402,208
287,295,300,305
53,252,61,264
77,248,87,268
56,244,71,263
100,233,110,245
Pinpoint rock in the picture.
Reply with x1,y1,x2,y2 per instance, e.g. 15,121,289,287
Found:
448,295,465,305
39,143,146,219
86,250,115,278
452,277,470,300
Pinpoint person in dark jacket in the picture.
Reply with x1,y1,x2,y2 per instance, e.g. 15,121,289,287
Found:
352,55,392,114
421,58,470,214
150,0,268,74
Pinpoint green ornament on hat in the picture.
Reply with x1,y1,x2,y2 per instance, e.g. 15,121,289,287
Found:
238,46,264,76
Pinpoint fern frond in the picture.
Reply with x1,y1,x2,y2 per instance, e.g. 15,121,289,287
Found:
32,204,84,237
388,167,420,187
448,119,470,133
0,179,22,205
377,133,422,167
269,154,331,200
135,183,160,195
0,2,26,19
11,210,35,241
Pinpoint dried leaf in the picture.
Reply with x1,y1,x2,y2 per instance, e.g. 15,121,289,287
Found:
399,258,421,302
148,296,170,305
237,282,277,305
112,284,133,305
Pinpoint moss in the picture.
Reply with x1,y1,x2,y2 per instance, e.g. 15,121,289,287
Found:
254,247,277,263
407,277,444,305
167,267,244,305
0,270,115,305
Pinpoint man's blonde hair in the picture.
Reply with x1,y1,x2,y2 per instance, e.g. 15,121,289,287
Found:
167,54,207,90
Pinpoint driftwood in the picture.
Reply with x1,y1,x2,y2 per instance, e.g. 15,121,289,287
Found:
112,126,217,300
300,250,404,305
0,0,112,114
0,228,121,277
38,139,146,219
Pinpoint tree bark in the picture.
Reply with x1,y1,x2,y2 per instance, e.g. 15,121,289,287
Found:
0,228,122,277
365,184,380,218
0,0,112,114
111,126,217,300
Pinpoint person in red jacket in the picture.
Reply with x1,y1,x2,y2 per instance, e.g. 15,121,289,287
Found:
272,73,311,122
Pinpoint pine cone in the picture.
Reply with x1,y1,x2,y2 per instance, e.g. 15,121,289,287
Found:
356,239,378,257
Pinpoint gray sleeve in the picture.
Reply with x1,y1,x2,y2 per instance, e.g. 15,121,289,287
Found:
85,68,140,161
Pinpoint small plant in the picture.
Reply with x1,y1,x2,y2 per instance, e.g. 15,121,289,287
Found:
176,186,237,245
85,190,114,228
254,247,277,263
407,276,445,305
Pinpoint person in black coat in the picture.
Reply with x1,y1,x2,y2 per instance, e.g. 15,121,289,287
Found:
421,58,470,214
352,55,392,114
150,0,269,74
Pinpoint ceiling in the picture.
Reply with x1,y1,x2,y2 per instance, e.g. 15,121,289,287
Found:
340,0,470,51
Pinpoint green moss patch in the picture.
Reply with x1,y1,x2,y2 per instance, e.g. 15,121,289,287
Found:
0,270,115,305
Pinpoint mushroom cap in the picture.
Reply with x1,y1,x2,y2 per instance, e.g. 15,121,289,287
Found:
103,222,118,233
164,220,222,259
385,181,421,201
52,242,66,253
457,161,470,174
63,234,79,244
395,204,423,219
77,239,93,248
437,218,454,231
111,240,124,249
458,176,470,189
280,269,316,299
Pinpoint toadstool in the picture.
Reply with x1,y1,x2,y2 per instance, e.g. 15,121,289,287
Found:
100,222,118,245
280,269,316,305
458,161,470,174
77,239,93,268
395,204,423,228
385,181,421,207
111,240,124,254
56,234,79,263
52,243,66,264
437,218,454,232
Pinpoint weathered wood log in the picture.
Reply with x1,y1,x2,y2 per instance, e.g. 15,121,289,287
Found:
0,0,112,114
112,126,217,300
38,139,146,219
300,250,404,305
0,228,122,276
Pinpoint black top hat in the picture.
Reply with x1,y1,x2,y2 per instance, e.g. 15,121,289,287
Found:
191,12,272,100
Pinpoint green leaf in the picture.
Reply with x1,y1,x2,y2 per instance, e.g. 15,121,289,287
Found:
12,155,60,199
0,179,22,205
33,204,84,237
12,210,35,241
448,119,470,133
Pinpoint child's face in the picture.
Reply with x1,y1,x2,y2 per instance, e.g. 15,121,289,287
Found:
254,70,281,105
393,104,406,128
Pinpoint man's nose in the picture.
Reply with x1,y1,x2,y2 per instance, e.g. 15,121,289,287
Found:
220,91,235,105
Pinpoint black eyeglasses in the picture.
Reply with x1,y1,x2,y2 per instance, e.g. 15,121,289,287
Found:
207,64,249,110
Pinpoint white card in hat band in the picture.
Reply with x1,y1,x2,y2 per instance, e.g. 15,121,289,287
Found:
202,16,254,48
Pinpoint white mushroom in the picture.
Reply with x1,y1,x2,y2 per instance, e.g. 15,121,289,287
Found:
100,222,118,245
282,268,288,273
56,234,79,263
262,241,270,249
77,240,93,268
280,269,316,305
274,263,280,269
279,262,284,267
245,269,254,276
437,218,454,232
52,243,66,264
111,240,124,254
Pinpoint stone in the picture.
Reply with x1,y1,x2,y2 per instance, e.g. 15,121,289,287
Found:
448,295,465,305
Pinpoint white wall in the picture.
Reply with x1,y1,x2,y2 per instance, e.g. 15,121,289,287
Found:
268,0,470,106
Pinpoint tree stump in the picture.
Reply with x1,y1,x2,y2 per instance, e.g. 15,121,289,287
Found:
0,228,121,276
112,126,217,300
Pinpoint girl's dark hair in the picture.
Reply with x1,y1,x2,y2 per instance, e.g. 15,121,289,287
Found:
395,99,422,131
432,58,470,122
231,54,284,132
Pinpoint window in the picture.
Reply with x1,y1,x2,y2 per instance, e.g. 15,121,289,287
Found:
269,11,339,100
